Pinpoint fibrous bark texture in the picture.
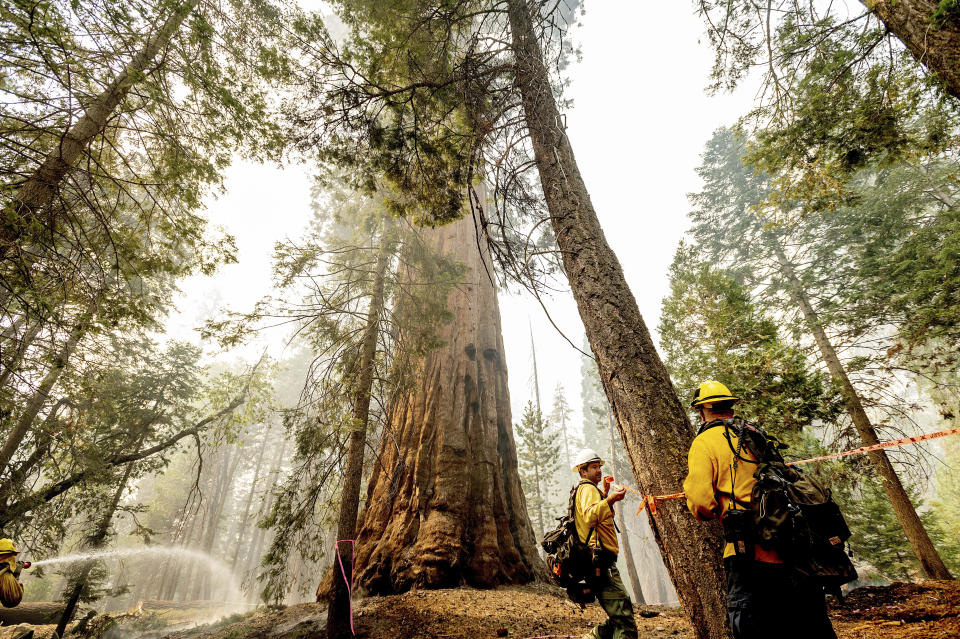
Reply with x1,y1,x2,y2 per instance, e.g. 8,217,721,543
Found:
506,2,729,637
352,214,543,595
865,0,960,100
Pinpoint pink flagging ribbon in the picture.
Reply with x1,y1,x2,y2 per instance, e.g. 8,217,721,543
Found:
335,539,356,635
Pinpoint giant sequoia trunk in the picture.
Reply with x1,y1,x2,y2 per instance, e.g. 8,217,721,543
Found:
864,1,960,100
506,2,729,637
772,242,953,580
352,214,542,594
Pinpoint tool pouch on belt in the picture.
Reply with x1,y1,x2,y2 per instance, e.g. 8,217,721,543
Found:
722,508,754,557
590,547,616,581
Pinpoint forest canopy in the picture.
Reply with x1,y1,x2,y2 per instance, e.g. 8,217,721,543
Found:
0,3,958,639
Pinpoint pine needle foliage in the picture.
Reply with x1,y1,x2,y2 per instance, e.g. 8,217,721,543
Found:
515,400,561,540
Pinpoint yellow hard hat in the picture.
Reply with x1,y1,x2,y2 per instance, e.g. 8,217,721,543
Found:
0,539,18,554
690,380,738,408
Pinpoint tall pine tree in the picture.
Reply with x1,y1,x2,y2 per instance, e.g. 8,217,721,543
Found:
515,401,561,541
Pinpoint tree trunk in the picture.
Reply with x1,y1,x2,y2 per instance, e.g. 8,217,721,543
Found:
243,439,288,578
607,404,645,605
231,426,270,570
326,230,393,639
0,0,199,259
0,399,67,508
352,213,543,595
0,320,43,392
772,242,953,579
864,0,960,100
193,445,243,600
0,314,88,475
505,3,729,637
55,462,135,638
158,505,201,601
0,602,72,626
533,452,545,541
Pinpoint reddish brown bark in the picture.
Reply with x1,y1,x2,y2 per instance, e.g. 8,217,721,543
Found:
352,214,543,595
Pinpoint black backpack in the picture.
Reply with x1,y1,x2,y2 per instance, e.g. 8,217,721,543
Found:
541,481,603,604
708,418,858,593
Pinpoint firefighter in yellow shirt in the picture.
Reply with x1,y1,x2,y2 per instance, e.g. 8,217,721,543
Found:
572,448,637,639
683,381,836,639
0,539,24,608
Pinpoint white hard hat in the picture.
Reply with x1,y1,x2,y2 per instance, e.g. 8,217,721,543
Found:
572,448,604,472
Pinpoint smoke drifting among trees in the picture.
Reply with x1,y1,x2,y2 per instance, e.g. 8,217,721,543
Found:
1,3,959,639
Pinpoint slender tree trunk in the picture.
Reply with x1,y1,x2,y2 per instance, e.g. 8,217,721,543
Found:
505,3,728,637
231,427,270,570
0,399,67,507
55,462,135,637
0,0,200,259
194,446,242,600
608,404,645,605
326,231,393,639
352,213,543,595
772,242,953,579
863,0,960,100
533,452,545,540
244,440,288,578
558,412,571,473
159,506,200,601
0,320,43,392
530,325,543,413
0,313,89,474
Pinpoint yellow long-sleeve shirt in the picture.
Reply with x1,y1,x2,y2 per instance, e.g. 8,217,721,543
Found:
573,480,619,555
683,420,781,563
0,553,23,608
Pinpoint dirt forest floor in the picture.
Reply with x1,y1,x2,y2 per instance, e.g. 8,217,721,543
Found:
138,580,959,639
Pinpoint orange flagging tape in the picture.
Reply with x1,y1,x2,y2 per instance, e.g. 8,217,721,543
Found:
620,425,960,517
785,425,960,466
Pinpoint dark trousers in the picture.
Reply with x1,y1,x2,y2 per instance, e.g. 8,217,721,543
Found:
584,565,638,639
724,557,837,639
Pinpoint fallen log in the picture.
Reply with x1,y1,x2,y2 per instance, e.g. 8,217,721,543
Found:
0,623,58,639
0,603,66,626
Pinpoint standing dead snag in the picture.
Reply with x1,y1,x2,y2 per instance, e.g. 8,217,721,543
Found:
352,213,543,594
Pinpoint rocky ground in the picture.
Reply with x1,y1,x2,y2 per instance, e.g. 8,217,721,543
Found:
141,579,960,639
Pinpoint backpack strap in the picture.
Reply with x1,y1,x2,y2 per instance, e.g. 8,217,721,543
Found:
715,490,751,508
572,480,606,550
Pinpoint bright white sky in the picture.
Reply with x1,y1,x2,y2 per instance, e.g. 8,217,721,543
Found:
166,1,757,443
